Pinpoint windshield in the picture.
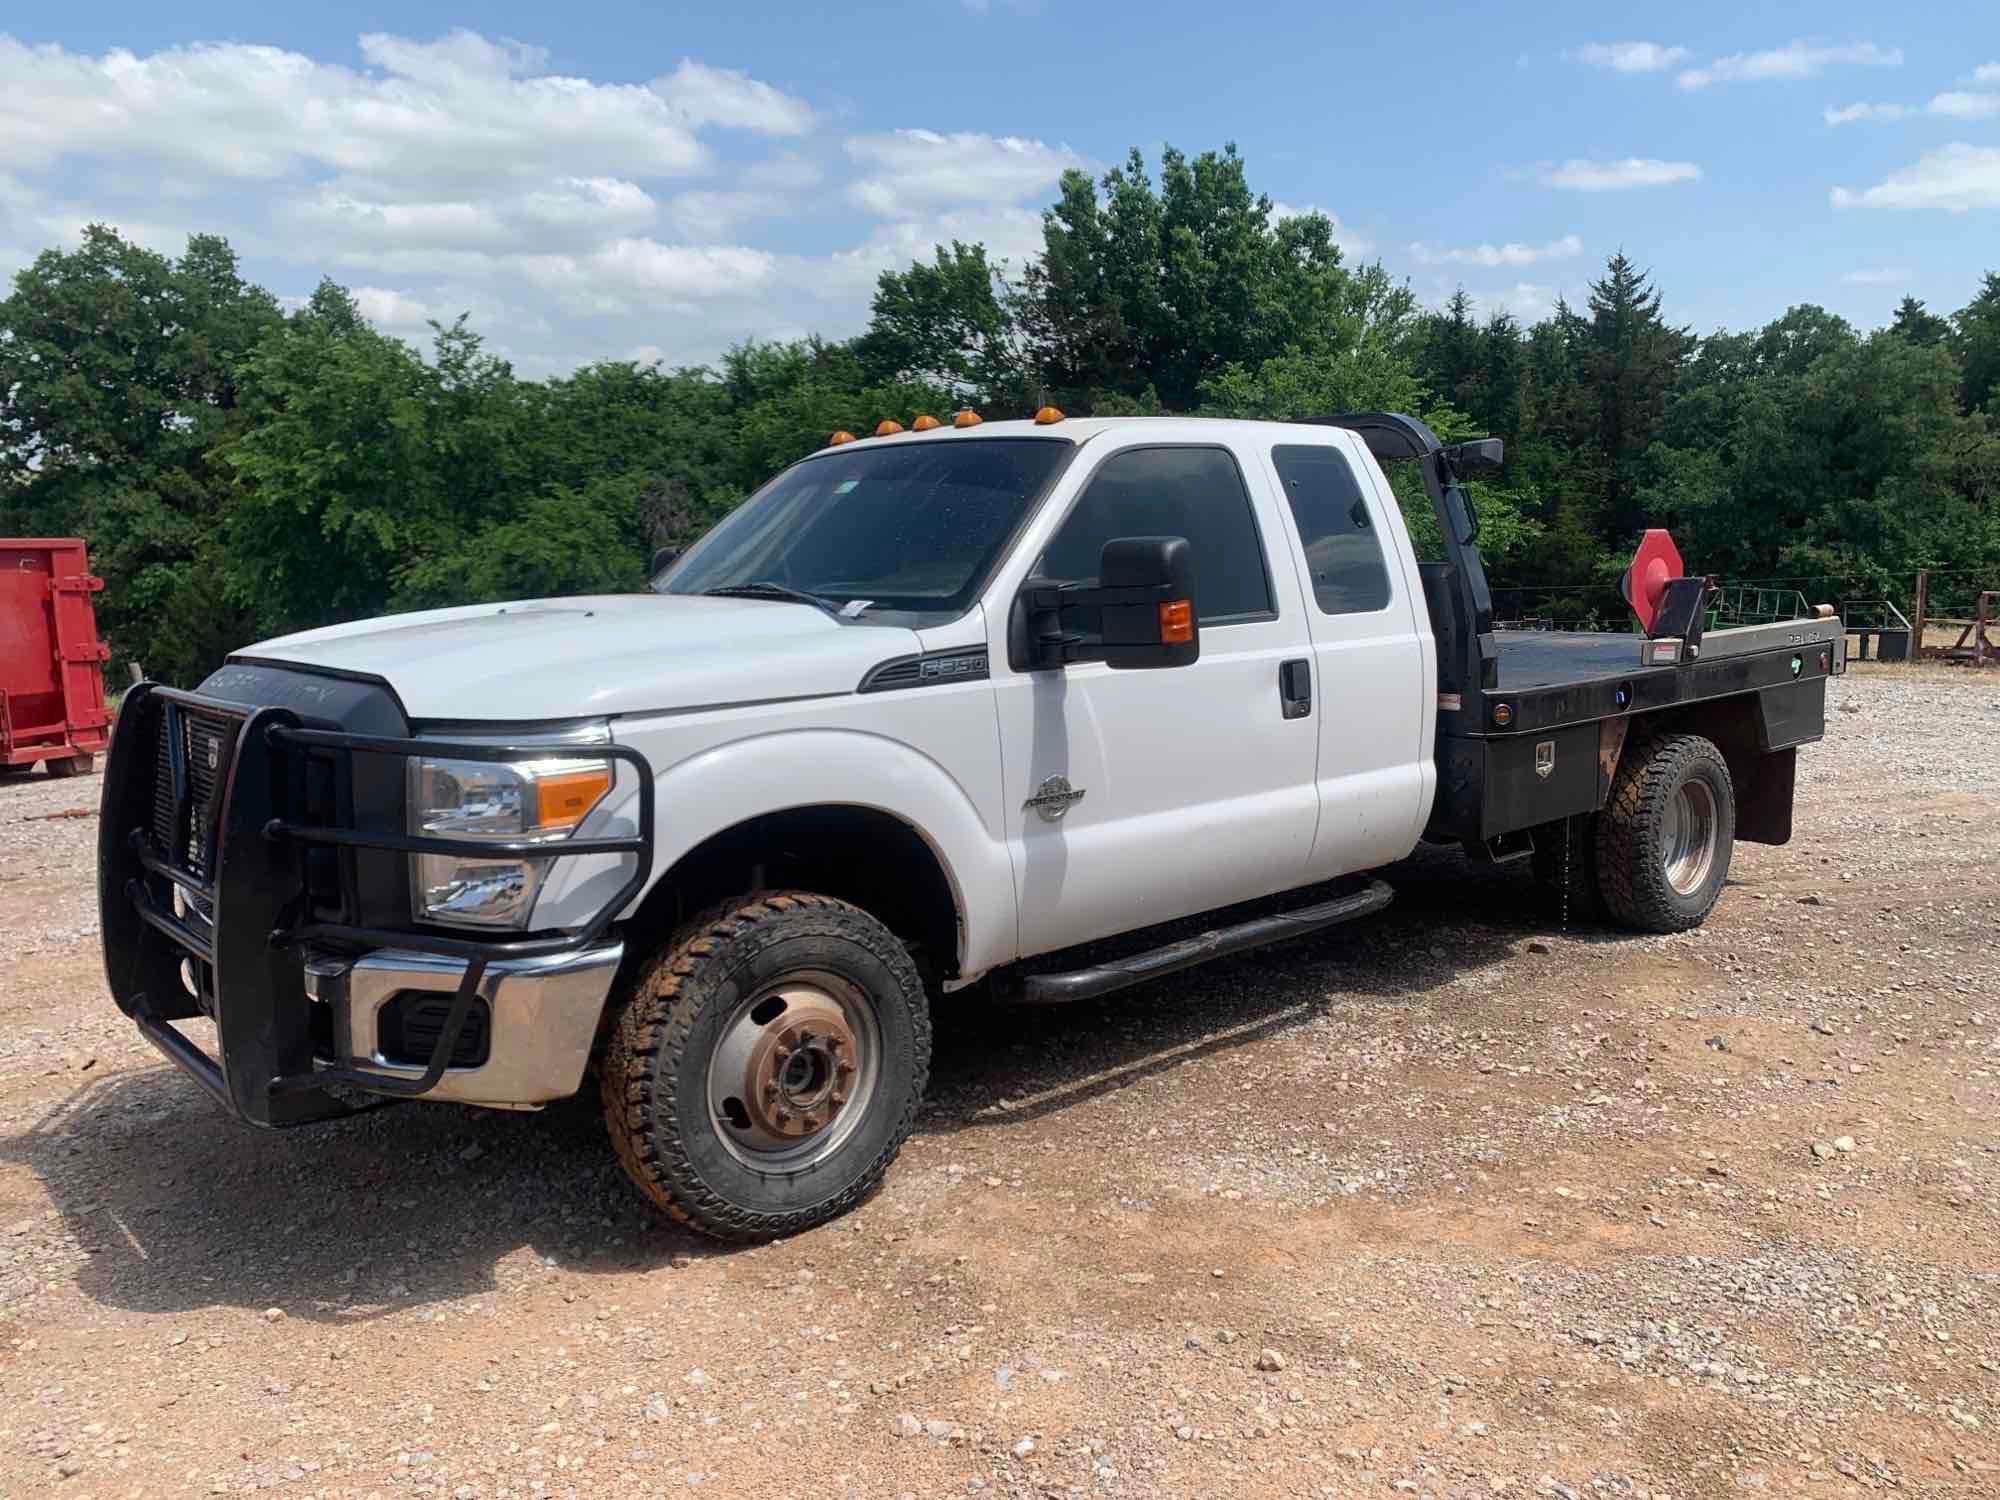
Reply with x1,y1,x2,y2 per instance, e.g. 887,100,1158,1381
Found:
656,437,1073,616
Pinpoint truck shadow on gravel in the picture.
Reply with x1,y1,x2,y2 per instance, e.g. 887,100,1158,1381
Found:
6,849,1674,1322
922,844,1667,1128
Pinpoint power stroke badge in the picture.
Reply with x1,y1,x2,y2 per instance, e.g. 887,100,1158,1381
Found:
1024,774,1086,823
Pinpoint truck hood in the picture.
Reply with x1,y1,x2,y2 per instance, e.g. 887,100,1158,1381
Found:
236,595,921,721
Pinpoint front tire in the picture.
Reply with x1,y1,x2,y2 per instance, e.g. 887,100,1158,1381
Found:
602,892,930,1241
1596,733,1735,933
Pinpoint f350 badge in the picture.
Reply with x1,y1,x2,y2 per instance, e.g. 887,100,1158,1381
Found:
1024,774,1086,823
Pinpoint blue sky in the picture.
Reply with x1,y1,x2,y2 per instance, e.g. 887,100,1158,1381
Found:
4,2,1997,375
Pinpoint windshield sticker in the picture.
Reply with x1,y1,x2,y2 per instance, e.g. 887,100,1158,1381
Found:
834,479,859,494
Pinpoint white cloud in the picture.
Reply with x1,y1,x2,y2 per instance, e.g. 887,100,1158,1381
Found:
515,239,781,317
1840,267,1910,285
1832,143,2000,212
0,31,748,185
1269,202,1374,259
1478,283,1561,322
1824,101,1910,125
1678,40,1901,91
845,130,1086,219
1826,91,2000,125
1541,158,1701,191
1930,91,2000,120
1568,42,1688,74
1973,63,2000,84
1410,233,1582,267
650,59,814,135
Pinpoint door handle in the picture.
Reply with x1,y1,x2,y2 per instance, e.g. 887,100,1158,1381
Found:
1279,658,1312,719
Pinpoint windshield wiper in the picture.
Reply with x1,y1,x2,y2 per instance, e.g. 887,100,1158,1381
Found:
700,581,844,616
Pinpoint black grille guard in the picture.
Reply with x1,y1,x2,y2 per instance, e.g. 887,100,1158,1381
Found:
99,682,655,1126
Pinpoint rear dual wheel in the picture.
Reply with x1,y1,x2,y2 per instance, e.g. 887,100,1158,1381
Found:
1596,732,1735,933
1534,732,1736,934
602,892,930,1242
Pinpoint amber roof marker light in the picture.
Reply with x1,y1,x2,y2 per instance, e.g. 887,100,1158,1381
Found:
875,419,904,436
828,430,856,445
911,414,942,431
953,409,983,428
1033,405,1065,425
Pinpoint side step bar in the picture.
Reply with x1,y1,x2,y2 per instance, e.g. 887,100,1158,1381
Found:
1013,878,1394,1006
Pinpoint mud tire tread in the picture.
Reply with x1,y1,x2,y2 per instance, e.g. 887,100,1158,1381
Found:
601,891,929,1242
1595,732,1735,934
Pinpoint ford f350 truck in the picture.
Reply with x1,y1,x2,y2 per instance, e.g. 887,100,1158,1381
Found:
99,411,1841,1240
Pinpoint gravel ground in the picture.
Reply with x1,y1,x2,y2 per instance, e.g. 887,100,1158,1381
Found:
1,663,1995,1499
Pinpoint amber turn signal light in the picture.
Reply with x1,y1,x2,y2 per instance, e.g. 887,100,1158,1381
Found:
1158,598,1193,645
953,409,982,428
911,414,942,431
535,767,613,830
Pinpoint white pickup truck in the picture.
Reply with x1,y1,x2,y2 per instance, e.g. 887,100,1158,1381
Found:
99,410,1842,1239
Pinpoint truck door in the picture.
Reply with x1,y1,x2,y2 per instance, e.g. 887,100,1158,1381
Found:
1261,435,1432,875
988,437,1321,957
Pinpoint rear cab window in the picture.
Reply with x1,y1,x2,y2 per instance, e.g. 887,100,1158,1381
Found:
1270,443,1392,616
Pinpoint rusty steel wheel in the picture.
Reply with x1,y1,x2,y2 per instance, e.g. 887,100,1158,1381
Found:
602,891,929,1242
706,971,883,1171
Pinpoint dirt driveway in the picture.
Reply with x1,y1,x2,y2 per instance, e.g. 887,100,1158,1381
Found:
2,665,1995,1500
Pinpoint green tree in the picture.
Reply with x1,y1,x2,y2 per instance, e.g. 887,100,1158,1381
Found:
1890,295,1950,349
1579,253,1692,540
1015,144,1365,411
1954,272,2000,415
857,241,1016,395
0,226,280,679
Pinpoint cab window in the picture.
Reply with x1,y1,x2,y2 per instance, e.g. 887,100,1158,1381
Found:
1271,444,1392,615
1038,446,1274,625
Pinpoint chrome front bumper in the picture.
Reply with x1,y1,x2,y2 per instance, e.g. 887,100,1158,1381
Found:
304,941,624,1109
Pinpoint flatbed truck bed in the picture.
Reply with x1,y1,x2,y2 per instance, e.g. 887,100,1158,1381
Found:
1427,615,1844,850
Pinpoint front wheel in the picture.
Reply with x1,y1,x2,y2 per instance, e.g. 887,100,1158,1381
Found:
601,892,931,1241
1596,733,1736,933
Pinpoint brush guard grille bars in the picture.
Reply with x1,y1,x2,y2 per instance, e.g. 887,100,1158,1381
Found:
99,683,653,1126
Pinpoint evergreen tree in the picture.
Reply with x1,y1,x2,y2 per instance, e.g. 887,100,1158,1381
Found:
1890,295,1950,349
1580,253,1691,539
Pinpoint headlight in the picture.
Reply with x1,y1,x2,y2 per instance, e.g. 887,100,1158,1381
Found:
408,755,614,929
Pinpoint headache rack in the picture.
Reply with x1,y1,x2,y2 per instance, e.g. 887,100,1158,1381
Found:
99,682,654,1126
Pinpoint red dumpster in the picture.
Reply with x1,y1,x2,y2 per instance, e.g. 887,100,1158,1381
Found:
1,538,112,778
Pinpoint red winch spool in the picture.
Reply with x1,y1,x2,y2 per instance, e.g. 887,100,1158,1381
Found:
1619,529,1684,635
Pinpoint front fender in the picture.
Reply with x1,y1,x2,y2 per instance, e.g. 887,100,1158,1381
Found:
534,727,1017,979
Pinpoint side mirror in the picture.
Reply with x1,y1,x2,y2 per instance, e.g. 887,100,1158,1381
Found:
1444,437,1504,475
1020,535,1199,671
650,546,681,578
